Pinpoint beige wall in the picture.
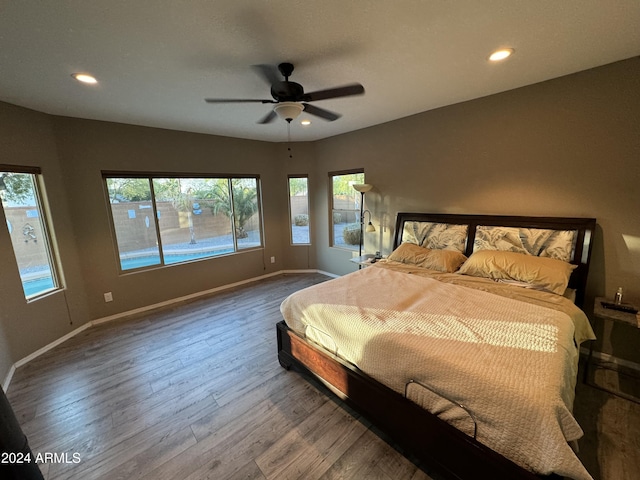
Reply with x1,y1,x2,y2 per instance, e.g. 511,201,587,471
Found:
314,57,640,363
0,112,319,383
1,57,639,383
51,118,298,320
0,104,90,382
275,141,318,271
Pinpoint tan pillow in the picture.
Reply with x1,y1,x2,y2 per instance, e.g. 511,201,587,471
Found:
388,243,467,273
457,250,577,295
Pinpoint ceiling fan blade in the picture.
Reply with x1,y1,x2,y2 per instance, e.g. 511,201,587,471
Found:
205,98,275,104
303,83,364,102
302,103,341,121
252,64,282,85
257,110,277,124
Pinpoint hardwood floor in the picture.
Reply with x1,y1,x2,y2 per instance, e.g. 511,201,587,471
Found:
6,273,640,480
574,362,640,480
6,274,436,480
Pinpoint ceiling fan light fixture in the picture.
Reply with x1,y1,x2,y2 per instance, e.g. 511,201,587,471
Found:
274,102,304,122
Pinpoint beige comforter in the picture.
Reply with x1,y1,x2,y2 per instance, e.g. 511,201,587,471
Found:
280,261,595,480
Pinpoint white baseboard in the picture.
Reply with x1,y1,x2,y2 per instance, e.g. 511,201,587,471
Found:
581,347,640,372
315,269,340,278
3,269,334,390
2,364,15,392
282,269,338,278
93,270,289,326
14,323,94,369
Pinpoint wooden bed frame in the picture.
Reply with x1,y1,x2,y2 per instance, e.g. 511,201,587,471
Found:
277,212,596,480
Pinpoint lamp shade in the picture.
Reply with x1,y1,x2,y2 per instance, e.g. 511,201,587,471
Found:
352,183,373,193
274,102,304,121
365,222,376,233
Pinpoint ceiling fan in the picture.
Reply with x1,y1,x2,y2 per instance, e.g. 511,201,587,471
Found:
205,62,365,124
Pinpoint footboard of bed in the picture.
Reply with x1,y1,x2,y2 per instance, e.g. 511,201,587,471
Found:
276,320,559,480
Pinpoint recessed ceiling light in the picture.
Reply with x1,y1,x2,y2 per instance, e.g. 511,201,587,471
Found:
71,73,98,84
301,119,311,126
489,48,514,62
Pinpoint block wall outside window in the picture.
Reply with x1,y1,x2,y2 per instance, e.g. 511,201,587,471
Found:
104,174,263,272
0,167,61,299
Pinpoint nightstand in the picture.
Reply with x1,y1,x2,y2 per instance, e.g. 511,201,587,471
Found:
350,254,376,268
585,297,640,403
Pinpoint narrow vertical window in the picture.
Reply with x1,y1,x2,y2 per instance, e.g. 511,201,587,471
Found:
0,168,60,299
289,176,310,245
330,171,364,250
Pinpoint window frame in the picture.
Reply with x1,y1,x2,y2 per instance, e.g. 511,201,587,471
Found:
0,164,62,300
288,174,311,246
103,171,264,273
328,169,364,250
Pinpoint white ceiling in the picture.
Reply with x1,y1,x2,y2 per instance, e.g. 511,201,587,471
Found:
1,1,639,143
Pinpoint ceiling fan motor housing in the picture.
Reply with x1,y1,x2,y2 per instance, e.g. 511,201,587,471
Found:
271,81,304,102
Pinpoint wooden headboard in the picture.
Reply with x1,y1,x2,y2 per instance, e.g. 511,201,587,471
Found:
392,212,596,308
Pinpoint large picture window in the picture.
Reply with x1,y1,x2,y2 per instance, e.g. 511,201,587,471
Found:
288,176,310,245
0,167,60,299
105,174,263,271
330,170,364,250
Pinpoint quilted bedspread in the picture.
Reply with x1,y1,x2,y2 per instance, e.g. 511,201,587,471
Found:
280,262,595,480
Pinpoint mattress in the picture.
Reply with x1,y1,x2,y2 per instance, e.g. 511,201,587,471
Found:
280,261,595,480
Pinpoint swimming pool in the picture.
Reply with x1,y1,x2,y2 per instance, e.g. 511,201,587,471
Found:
120,247,235,270
20,246,245,295
23,276,55,297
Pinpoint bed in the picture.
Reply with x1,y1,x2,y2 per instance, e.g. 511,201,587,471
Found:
277,213,597,480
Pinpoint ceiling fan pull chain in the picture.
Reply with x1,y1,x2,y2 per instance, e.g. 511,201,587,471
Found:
287,122,293,158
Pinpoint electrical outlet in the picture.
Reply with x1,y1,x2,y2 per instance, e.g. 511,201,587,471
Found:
104,292,113,303
270,256,276,264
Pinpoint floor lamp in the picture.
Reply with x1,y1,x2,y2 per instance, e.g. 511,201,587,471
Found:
352,183,375,257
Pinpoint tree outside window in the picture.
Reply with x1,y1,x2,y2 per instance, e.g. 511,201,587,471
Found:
330,171,364,250
0,168,60,298
105,175,263,271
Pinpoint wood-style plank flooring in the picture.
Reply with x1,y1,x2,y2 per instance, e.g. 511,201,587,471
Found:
6,274,436,480
6,273,640,480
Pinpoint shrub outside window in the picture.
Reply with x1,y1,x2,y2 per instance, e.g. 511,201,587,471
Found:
0,167,60,299
105,174,263,271
330,171,364,250
288,176,310,245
